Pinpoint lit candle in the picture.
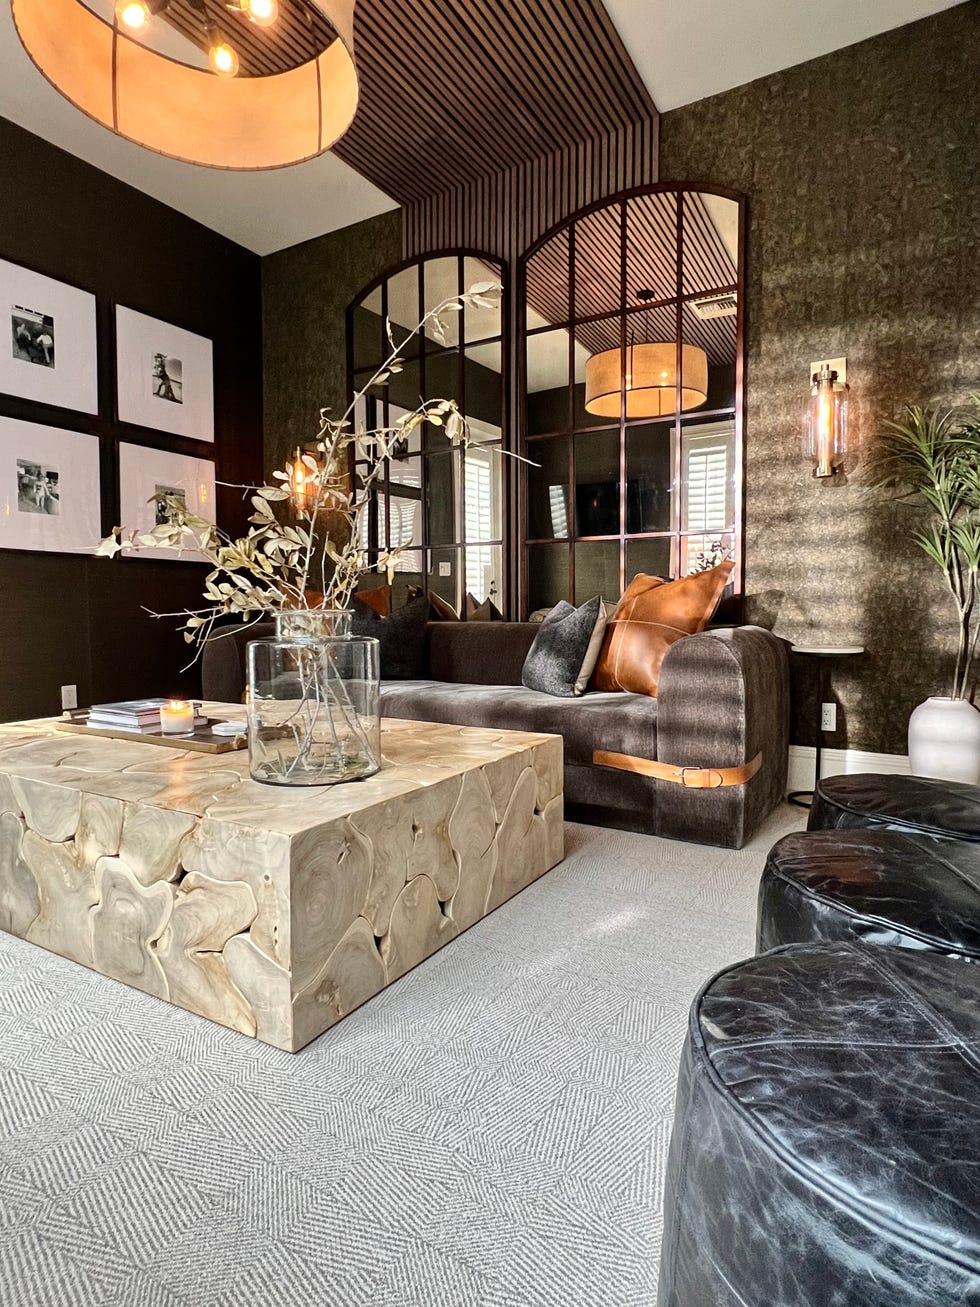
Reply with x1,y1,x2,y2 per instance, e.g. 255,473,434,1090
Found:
159,699,194,735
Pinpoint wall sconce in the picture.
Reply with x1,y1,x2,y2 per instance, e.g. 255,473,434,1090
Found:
803,358,850,478
286,446,346,515
287,447,322,513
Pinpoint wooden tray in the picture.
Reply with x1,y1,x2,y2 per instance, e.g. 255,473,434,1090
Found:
55,718,246,754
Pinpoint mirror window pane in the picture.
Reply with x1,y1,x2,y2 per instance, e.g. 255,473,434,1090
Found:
626,537,673,582
464,339,503,430
526,230,568,330
527,543,569,614
574,315,621,429
574,541,620,606
464,445,502,542
463,256,503,343
428,546,460,609
574,204,623,320
682,192,739,297
626,423,674,533
423,256,461,345
574,429,620,537
386,265,422,350
681,421,735,535
425,451,459,546
626,191,678,306
680,530,734,578
465,544,502,607
527,436,569,540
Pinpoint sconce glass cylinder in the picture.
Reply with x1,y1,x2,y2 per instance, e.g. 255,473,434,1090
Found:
803,365,849,478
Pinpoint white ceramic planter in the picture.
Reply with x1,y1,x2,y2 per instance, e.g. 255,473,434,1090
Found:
908,696,980,784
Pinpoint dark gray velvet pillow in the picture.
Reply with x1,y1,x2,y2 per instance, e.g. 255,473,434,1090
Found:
351,594,428,680
521,596,606,697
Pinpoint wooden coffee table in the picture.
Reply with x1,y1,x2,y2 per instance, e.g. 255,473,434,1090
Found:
0,710,563,1051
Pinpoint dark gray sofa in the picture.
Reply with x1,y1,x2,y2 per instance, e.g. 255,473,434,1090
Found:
202,620,789,849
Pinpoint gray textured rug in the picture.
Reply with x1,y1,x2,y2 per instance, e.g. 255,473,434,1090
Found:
0,805,803,1307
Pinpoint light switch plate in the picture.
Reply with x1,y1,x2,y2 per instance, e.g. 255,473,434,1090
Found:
809,356,847,383
438,562,451,577
61,684,78,710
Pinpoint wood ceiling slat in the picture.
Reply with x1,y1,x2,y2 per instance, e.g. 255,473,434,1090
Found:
332,0,657,204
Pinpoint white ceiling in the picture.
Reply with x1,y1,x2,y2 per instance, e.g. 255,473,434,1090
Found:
604,0,966,112
0,0,965,255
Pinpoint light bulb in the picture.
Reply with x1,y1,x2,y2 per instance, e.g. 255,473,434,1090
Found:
116,0,150,31
243,0,277,27
208,36,240,77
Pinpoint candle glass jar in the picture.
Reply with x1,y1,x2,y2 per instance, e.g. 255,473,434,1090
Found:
246,611,381,786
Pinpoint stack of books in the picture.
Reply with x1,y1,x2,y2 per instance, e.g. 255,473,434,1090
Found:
86,699,206,732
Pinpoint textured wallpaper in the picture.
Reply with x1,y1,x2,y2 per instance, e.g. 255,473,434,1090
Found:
261,211,402,479
660,2,980,755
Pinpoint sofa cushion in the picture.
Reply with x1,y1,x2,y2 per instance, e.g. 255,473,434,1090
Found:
351,595,429,679
521,597,607,697
380,680,657,766
592,561,734,696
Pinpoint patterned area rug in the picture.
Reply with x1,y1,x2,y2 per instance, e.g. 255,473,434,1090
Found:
0,806,804,1306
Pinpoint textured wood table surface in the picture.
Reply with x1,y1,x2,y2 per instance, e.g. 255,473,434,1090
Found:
0,710,564,1051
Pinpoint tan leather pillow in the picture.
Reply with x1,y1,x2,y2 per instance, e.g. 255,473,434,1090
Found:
591,561,735,695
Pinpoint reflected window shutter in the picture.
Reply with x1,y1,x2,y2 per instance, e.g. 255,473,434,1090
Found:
686,443,728,531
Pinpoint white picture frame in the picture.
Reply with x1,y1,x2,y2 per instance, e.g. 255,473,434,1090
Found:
0,416,101,554
118,442,216,562
116,306,214,442
0,259,98,414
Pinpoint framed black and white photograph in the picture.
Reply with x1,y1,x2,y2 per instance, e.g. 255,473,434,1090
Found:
116,306,214,442
0,416,100,554
0,260,98,413
119,442,216,562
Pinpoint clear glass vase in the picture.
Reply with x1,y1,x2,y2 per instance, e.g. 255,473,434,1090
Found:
246,610,381,786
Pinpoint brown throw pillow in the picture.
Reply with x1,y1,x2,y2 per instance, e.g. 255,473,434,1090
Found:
591,561,735,696
355,584,392,618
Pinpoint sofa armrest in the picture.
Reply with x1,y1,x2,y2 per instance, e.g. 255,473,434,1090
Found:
654,626,790,847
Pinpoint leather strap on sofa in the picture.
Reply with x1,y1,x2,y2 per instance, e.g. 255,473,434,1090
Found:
593,749,763,789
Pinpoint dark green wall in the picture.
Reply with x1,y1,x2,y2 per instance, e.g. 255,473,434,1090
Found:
261,211,402,478
660,2,980,755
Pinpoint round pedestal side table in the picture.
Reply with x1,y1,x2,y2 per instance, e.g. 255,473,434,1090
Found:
788,645,865,810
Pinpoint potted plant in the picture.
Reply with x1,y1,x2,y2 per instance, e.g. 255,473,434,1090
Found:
97,280,503,785
866,396,980,782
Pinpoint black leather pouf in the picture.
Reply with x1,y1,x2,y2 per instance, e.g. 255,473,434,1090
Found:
658,944,980,1307
757,829,980,958
810,772,980,842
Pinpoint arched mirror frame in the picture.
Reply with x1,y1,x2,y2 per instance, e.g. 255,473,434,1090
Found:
345,249,509,616
517,182,746,619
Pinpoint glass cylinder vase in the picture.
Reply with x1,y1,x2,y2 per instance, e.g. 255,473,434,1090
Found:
246,610,381,786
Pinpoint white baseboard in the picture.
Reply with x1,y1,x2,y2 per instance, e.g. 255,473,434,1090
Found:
787,745,911,794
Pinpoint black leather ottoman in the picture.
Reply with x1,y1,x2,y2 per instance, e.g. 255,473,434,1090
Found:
757,829,980,958
658,944,980,1307
810,772,980,842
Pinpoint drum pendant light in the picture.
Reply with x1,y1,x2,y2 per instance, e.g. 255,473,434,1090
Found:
10,0,359,171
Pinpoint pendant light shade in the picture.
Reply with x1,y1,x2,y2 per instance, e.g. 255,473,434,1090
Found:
10,0,359,171
584,342,709,419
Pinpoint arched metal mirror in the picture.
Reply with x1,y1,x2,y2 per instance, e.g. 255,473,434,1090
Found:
519,185,745,617
346,251,507,616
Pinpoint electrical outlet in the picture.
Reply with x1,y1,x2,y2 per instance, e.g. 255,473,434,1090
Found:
821,701,837,732
60,684,78,711
809,355,847,384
